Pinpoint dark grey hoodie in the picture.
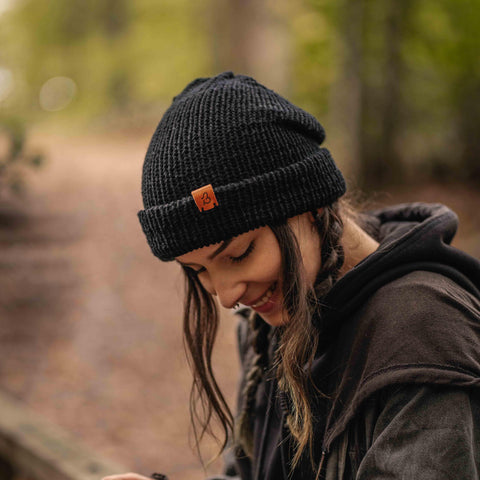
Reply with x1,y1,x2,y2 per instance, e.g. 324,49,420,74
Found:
232,203,480,480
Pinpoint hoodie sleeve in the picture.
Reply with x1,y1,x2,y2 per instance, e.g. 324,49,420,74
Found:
356,384,480,479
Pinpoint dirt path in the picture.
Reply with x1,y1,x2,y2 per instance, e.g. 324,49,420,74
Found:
0,130,239,479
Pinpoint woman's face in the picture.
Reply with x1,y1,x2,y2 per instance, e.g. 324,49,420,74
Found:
176,212,321,327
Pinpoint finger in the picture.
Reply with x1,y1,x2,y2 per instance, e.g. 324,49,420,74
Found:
102,473,152,480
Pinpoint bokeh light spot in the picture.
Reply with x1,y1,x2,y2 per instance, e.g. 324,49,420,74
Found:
39,76,78,112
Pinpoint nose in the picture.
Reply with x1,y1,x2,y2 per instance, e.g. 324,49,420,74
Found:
206,272,246,310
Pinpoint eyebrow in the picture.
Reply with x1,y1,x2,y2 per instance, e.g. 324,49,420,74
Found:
178,238,234,267
208,238,233,260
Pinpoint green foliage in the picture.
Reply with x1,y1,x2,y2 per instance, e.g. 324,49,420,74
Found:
289,1,336,118
0,0,213,122
398,0,480,178
0,0,478,183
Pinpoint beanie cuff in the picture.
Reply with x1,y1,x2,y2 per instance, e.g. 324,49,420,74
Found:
138,148,346,261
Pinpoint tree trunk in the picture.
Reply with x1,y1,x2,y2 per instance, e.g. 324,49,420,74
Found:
209,0,290,92
328,0,365,181
359,0,412,189
457,81,480,182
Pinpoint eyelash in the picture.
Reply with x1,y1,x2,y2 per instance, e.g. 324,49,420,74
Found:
188,241,255,276
229,241,255,263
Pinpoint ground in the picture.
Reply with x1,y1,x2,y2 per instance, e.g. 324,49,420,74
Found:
0,129,479,479
0,130,240,479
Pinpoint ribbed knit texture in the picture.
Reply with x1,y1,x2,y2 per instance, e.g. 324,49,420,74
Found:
138,72,346,261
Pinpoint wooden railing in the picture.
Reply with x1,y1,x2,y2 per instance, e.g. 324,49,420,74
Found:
0,390,127,480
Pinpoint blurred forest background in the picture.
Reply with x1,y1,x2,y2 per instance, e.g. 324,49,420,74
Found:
2,0,480,187
0,0,479,479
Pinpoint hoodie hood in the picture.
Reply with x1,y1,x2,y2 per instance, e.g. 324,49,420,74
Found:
318,202,480,453
324,202,480,322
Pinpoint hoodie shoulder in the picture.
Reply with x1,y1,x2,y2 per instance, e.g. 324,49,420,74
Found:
357,270,480,370
366,269,480,324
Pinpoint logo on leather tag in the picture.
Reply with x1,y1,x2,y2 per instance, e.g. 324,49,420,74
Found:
191,184,218,212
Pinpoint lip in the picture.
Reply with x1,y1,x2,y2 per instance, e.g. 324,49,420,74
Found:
243,282,276,307
248,282,280,314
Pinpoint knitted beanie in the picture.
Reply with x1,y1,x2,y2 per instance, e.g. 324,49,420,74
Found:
138,72,346,261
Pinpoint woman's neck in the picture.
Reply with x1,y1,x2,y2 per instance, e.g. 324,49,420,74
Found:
339,217,379,277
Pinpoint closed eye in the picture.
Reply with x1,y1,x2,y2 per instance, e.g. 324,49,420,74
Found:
230,241,255,263
183,240,255,275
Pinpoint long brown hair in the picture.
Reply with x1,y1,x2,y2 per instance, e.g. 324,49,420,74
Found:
181,200,347,470
183,268,233,461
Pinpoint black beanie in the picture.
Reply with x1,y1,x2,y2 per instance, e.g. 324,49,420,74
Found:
138,72,346,261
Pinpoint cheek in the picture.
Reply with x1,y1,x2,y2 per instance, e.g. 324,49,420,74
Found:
249,250,282,282
196,273,213,294
247,229,284,282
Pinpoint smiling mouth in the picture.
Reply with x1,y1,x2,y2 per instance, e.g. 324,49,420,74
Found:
251,282,278,308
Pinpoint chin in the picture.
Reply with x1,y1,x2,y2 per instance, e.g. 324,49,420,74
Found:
260,310,287,327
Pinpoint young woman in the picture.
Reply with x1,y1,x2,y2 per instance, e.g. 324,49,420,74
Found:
105,72,480,480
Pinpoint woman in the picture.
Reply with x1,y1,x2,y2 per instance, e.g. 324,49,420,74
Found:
105,72,480,480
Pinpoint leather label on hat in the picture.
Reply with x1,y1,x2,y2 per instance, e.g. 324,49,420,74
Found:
191,184,218,212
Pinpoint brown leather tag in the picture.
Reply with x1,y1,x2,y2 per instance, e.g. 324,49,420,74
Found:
191,184,218,212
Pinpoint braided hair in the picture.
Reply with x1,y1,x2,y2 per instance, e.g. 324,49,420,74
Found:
235,310,271,456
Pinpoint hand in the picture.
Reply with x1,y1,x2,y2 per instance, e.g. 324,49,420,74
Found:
102,473,154,480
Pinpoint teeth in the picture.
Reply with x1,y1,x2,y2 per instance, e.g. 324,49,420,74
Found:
252,282,277,308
